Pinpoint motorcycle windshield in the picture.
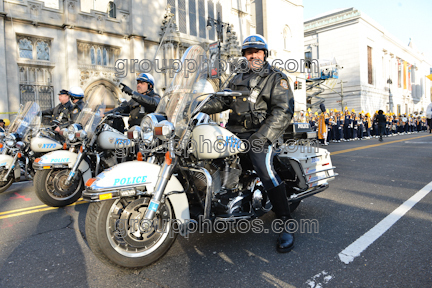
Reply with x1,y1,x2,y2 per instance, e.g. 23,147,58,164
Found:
75,85,107,138
155,45,211,137
8,101,41,139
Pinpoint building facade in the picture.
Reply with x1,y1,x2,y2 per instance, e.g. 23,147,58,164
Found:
304,8,432,115
0,0,305,120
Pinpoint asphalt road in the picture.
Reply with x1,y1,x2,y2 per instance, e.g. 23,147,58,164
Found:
0,132,431,288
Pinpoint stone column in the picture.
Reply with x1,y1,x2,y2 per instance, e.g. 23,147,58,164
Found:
0,12,9,115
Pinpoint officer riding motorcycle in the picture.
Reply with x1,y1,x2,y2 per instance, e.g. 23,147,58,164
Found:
201,34,295,253
68,86,85,122
42,89,73,132
107,73,161,129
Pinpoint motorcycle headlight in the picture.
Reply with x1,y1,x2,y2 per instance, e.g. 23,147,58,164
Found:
67,124,82,142
5,134,16,147
140,114,166,146
140,116,154,145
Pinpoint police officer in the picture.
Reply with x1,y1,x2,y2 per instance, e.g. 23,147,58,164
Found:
42,89,73,132
68,86,85,122
201,34,295,253
108,73,160,128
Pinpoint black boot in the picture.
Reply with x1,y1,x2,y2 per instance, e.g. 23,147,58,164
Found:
267,183,295,253
277,216,295,253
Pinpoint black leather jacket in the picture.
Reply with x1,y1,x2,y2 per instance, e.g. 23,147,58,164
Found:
108,90,161,127
201,62,294,143
42,101,73,128
70,99,85,122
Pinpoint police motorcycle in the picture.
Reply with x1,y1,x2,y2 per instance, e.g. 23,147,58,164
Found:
81,45,337,268
0,102,65,193
33,86,137,207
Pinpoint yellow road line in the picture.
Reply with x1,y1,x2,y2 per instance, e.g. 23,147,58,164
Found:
331,134,432,155
0,199,87,220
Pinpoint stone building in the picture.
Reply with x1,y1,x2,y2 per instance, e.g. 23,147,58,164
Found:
0,0,305,120
304,8,432,115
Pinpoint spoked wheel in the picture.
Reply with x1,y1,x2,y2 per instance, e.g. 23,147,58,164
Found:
85,197,177,268
0,170,14,193
34,169,83,207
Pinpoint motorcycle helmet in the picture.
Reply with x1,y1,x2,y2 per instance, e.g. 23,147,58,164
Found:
68,86,85,99
241,34,269,59
136,73,155,90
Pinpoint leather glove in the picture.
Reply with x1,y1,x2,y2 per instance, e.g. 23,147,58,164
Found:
121,85,133,96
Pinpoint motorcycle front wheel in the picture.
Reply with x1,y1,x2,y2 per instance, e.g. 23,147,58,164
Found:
85,196,177,268
0,173,14,193
34,169,83,207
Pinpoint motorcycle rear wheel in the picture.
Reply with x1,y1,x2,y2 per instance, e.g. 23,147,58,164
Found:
34,169,83,207
85,197,177,268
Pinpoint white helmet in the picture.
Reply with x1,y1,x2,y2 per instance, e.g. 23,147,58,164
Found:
68,86,85,99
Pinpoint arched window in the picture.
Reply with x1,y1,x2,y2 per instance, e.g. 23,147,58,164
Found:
36,41,49,61
97,48,102,65
103,47,108,66
108,2,116,18
19,39,33,59
90,47,96,65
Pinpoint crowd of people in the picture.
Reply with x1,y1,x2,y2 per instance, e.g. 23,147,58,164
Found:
293,108,429,145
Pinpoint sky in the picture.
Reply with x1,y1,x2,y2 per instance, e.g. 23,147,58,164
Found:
303,0,432,63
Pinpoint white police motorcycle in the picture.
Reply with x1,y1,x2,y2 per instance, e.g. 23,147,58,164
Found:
33,86,137,207
0,102,64,193
82,45,337,268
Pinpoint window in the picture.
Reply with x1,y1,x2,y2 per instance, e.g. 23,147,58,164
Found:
178,0,187,33
208,0,215,40
78,42,119,67
367,46,373,84
198,0,206,38
36,41,49,61
19,66,54,110
18,36,51,61
189,0,197,36
397,59,401,88
19,38,34,59
167,0,221,40
108,1,116,18
305,51,312,69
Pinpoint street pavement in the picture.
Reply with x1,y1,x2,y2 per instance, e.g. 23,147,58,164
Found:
0,132,431,287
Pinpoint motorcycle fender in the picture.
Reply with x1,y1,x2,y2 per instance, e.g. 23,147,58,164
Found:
35,151,92,181
0,155,15,170
89,161,190,223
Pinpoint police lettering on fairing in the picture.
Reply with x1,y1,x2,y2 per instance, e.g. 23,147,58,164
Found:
113,176,148,186
50,158,70,163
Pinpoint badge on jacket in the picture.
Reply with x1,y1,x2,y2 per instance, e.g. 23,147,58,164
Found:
280,79,289,90
72,108,79,114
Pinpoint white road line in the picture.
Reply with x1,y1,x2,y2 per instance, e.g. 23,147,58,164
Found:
338,181,432,264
